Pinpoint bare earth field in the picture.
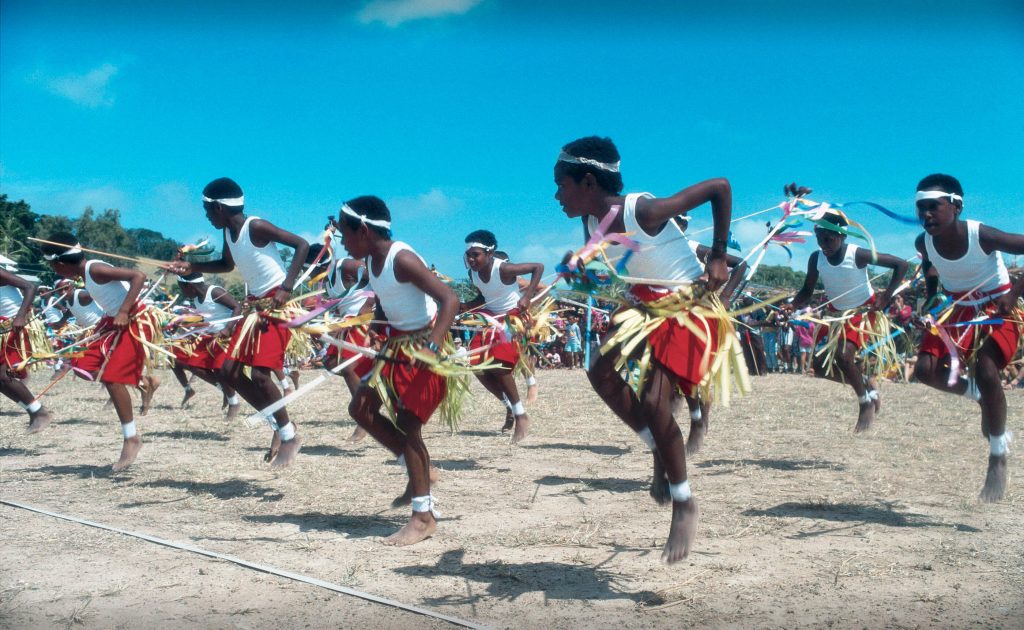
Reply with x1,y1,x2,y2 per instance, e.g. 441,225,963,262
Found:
2,369,1022,629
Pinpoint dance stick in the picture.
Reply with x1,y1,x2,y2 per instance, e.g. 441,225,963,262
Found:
29,367,73,404
27,237,166,267
244,352,367,429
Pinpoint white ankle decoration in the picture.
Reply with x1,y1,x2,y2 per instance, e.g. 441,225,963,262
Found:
281,379,293,390
964,378,981,402
511,401,526,416
867,389,879,400
637,427,656,450
396,453,406,468
526,375,537,387
690,407,702,422
669,480,692,503
278,423,296,442
858,392,872,405
501,394,512,410
411,494,441,517
990,433,1010,457
26,401,42,414
227,394,240,405
122,421,137,439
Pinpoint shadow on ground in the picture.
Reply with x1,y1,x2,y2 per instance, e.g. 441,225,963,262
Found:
241,511,406,539
742,500,981,537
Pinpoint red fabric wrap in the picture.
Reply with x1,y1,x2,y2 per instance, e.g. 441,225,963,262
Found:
378,327,446,424
1,317,30,379
72,307,154,385
326,322,374,378
226,291,292,370
468,311,519,367
175,335,229,371
919,303,1022,369
629,285,720,393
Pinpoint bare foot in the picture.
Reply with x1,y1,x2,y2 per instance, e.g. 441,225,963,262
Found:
429,466,441,483
383,512,436,546
112,436,142,472
264,431,282,463
511,414,529,445
526,382,539,405
854,402,875,434
180,387,196,409
979,454,1007,503
224,403,240,423
650,452,671,506
141,376,160,415
500,409,514,433
346,426,368,443
867,378,881,414
270,435,301,469
28,408,53,434
686,421,706,456
662,498,699,565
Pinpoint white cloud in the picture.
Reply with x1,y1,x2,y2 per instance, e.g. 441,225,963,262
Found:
389,188,465,217
39,63,119,108
357,0,483,27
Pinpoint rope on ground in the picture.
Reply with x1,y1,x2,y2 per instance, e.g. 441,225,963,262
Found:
1,499,490,630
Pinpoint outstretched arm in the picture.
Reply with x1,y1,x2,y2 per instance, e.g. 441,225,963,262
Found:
979,225,1024,311
164,233,235,276
89,264,146,329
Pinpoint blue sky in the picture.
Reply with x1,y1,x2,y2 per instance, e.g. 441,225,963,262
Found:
3,0,1023,282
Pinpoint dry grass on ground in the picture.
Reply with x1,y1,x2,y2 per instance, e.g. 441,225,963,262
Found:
2,369,1022,629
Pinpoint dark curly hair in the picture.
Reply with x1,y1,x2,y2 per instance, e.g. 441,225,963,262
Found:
555,136,624,195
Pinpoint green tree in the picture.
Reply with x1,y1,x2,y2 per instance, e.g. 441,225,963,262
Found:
127,228,181,261
0,194,38,259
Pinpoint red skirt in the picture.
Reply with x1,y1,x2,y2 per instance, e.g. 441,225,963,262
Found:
377,328,446,424
813,310,880,349
630,286,720,393
468,314,519,367
1,317,30,379
175,334,229,371
919,304,1022,368
325,323,374,378
226,292,292,370
73,309,156,385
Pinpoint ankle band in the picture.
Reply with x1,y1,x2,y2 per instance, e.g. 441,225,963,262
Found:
669,480,692,502
411,494,441,517
278,422,296,442
122,421,137,439
637,427,656,450
511,401,525,416
990,433,1009,456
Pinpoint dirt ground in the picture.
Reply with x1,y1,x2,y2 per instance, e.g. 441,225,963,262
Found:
2,368,1022,629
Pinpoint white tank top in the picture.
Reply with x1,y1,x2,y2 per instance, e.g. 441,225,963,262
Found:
369,242,437,331
816,244,873,310
325,259,370,317
469,258,521,314
84,260,131,315
70,290,104,327
688,239,705,271
195,286,234,332
0,284,23,318
225,216,287,298
587,192,705,288
924,220,1010,305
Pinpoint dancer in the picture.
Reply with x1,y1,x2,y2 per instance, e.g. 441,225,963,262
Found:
169,272,242,421
912,173,1024,502
785,203,908,433
304,242,376,441
339,195,459,546
461,230,543,442
0,260,54,432
41,233,162,470
164,177,309,468
555,135,742,563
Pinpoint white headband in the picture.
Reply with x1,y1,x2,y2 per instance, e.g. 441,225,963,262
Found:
177,274,205,283
202,195,245,207
915,190,963,204
42,244,83,261
557,150,621,173
341,203,392,229
465,242,495,252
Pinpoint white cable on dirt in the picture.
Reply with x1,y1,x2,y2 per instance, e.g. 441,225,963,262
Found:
0,499,490,630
